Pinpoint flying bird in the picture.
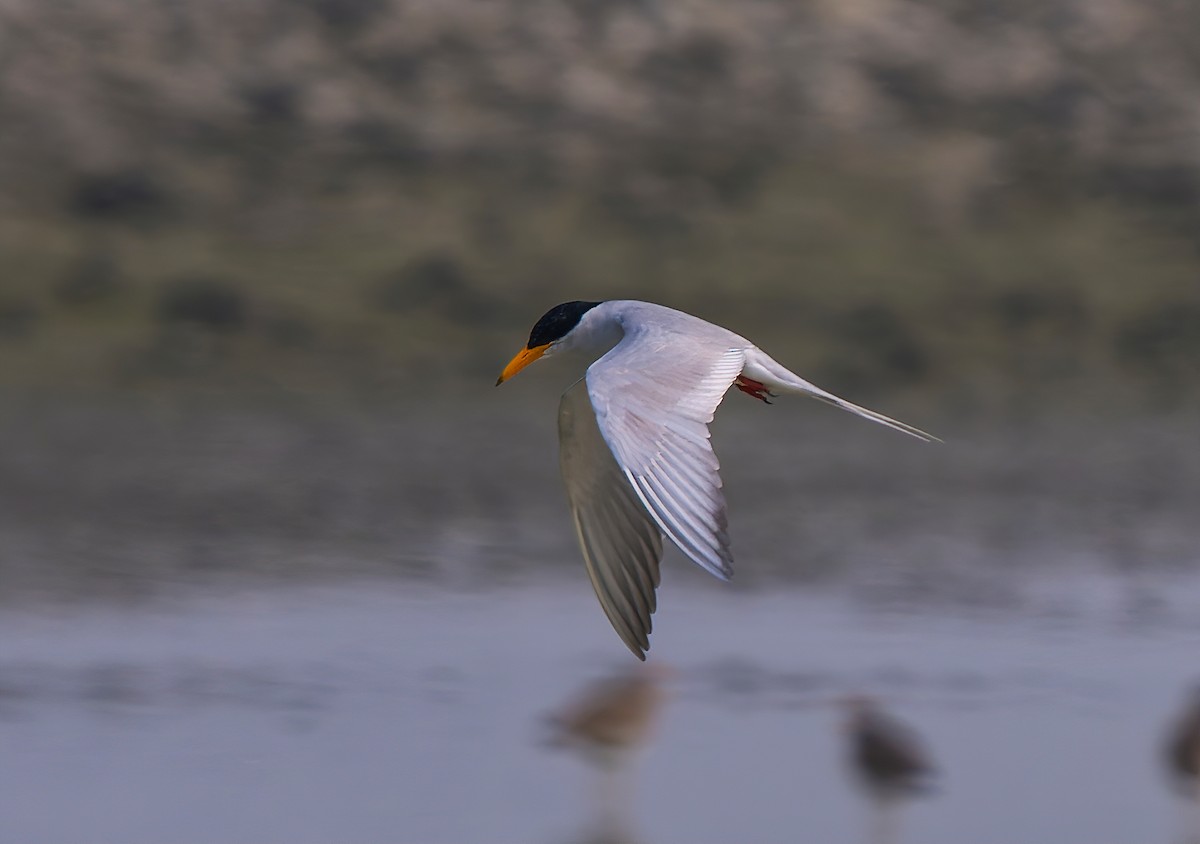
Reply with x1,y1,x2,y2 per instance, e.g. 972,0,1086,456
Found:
496,300,936,658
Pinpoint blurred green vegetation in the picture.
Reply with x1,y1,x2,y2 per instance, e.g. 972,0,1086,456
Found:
3,159,1197,414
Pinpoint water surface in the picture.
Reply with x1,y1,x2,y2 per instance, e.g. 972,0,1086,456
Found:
2,575,1198,844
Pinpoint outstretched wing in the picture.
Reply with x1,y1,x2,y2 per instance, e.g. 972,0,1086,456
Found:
558,333,745,657
559,379,664,659
588,339,745,580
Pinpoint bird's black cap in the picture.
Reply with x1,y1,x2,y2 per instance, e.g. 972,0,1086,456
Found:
527,301,602,348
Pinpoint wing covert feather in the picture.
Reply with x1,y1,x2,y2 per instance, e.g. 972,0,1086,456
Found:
587,339,744,581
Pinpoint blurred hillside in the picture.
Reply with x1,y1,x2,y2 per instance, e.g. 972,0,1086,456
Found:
1,0,1198,411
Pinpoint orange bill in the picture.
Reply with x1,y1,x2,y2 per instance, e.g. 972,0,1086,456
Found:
496,343,550,385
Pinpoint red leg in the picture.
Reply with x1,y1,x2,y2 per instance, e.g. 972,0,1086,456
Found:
734,376,777,404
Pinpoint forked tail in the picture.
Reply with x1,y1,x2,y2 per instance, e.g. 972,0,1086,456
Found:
740,350,941,443
809,392,940,443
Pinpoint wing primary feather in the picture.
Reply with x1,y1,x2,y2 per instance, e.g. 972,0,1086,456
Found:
603,502,659,616
658,441,721,496
645,462,728,546
642,467,726,554
632,471,732,579
590,495,654,631
631,472,706,558
575,514,647,656
648,461,729,542
577,513,646,650
570,510,640,656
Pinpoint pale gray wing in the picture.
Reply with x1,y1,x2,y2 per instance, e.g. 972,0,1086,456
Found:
559,379,664,659
586,336,745,581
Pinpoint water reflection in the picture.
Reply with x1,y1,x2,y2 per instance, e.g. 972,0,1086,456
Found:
4,582,1200,843
553,816,651,844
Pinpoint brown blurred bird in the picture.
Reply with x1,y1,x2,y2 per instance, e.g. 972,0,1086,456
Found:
545,663,671,770
1166,687,1200,798
839,695,936,844
543,663,671,835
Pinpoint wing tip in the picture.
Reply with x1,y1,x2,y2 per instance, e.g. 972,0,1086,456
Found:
618,631,649,660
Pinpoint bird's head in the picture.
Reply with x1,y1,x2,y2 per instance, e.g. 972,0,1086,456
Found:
496,301,603,385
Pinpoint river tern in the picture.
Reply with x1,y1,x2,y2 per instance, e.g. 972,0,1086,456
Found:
497,300,936,658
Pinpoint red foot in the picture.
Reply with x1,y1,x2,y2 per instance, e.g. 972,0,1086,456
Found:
734,376,777,404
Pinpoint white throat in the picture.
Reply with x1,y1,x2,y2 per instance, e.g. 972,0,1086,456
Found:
551,301,624,360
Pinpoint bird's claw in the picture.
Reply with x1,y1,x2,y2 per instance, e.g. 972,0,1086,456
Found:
735,376,777,404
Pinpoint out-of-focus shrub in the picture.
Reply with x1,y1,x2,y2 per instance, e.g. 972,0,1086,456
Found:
305,0,387,33
1094,164,1200,209
156,277,248,334
1114,302,1200,387
639,34,733,95
55,249,125,307
819,304,930,393
371,253,493,324
0,298,40,340
70,169,173,221
238,81,302,127
992,285,1089,336
259,306,317,349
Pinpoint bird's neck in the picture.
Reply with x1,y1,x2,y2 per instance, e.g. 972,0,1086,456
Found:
563,301,626,359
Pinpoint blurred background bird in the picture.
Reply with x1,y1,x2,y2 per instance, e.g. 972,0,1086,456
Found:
542,663,672,838
839,695,937,844
1164,685,1200,843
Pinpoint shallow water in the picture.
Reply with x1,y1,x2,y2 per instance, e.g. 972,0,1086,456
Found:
3,398,1199,599
2,574,1199,844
